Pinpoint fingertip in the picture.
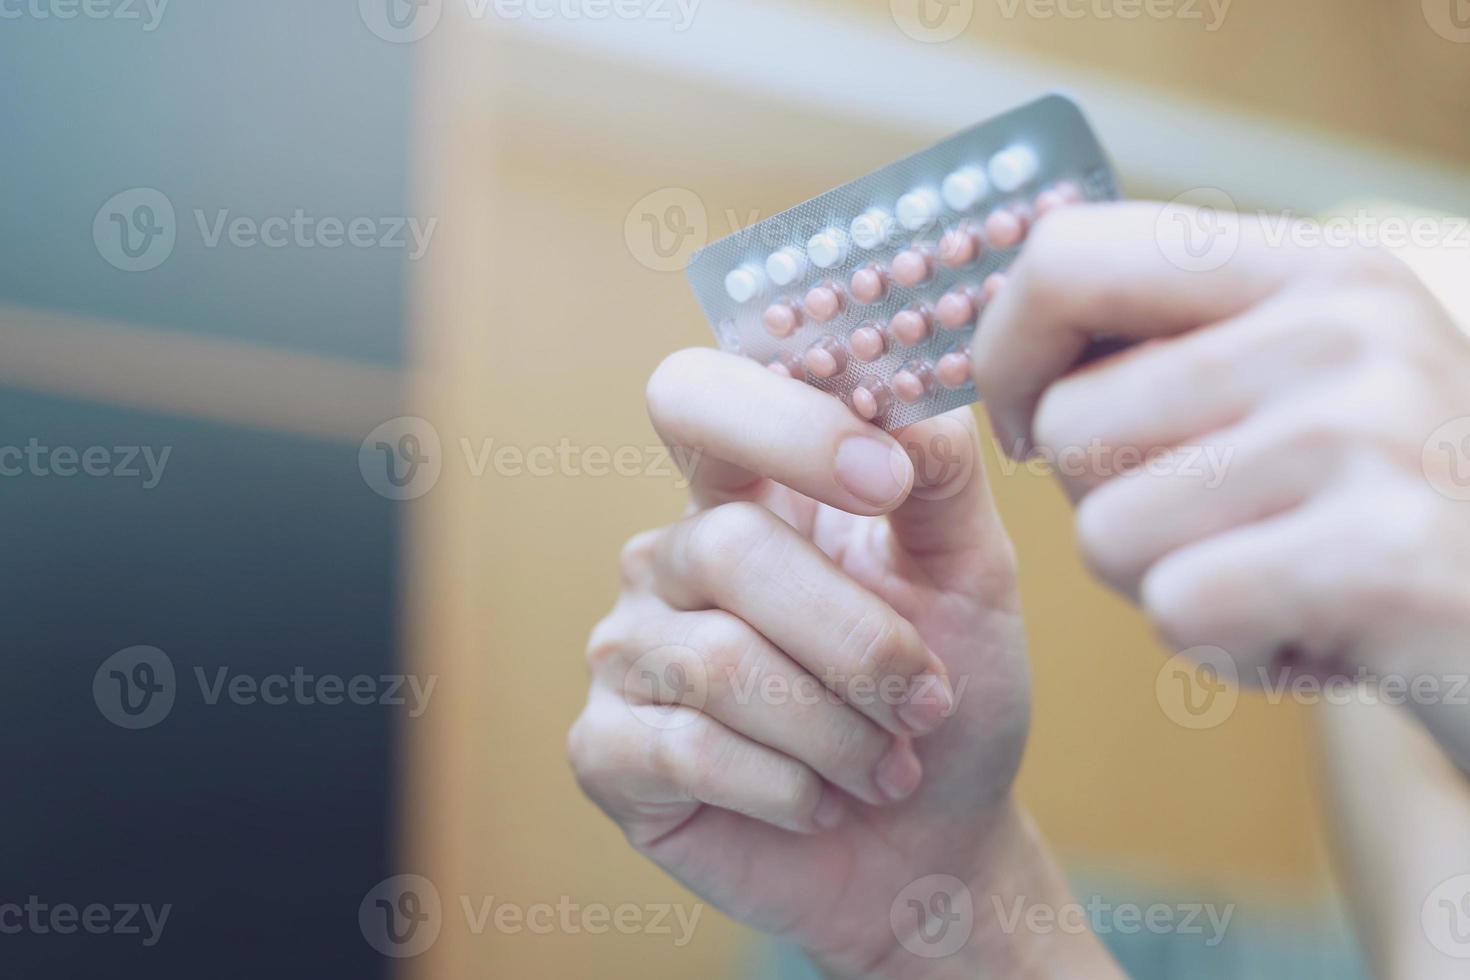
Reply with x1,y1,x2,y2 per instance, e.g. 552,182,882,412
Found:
833,434,914,513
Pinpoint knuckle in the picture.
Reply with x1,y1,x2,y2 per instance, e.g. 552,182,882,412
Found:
617,530,659,587
823,717,885,775
1032,380,1083,455
839,608,917,682
1320,243,1416,291
583,617,624,670
689,611,759,700
684,501,778,584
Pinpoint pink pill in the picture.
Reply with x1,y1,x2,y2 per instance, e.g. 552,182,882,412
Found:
938,225,981,268
762,299,802,338
892,360,934,404
803,336,849,379
1035,181,1083,218
935,288,978,329
890,247,933,288
767,351,804,380
936,350,972,388
849,264,889,305
849,322,887,362
984,208,1028,250
982,272,1007,303
803,282,845,322
888,306,931,346
850,378,892,422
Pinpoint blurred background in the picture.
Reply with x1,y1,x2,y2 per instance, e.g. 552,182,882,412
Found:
1,1,1467,977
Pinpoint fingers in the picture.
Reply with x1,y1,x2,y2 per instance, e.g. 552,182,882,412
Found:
1073,353,1439,597
651,501,954,736
1031,284,1410,500
596,609,922,807
569,687,841,838
972,202,1314,455
646,347,915,514
884,410,1002,559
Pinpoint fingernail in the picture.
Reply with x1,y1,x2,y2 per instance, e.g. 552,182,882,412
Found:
835,437,911,508
875,743,922,803
897,673,955,735
813,786,846,830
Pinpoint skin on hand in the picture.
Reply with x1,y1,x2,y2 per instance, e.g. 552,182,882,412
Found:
971,201,1470,767
568,349,1121,979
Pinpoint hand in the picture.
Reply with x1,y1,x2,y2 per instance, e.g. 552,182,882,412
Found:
568,349,1119,978
972,201,1470,764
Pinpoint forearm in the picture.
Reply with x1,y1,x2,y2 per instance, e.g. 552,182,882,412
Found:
822,800,1126,980
1315,697,1470,978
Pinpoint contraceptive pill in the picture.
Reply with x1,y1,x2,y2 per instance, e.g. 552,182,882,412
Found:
685,94,1118,430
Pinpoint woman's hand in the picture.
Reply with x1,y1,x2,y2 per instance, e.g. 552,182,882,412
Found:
568,349,1119,979
973,201,1470,765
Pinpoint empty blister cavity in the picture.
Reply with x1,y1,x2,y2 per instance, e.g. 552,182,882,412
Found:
685,95,1120,431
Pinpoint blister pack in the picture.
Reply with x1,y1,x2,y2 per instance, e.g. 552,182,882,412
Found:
684,93,1120,430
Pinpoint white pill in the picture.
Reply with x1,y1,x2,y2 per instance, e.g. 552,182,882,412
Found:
806,229,850,270
896,188,941,231
724,264,767,303
850,208,895,250
765,246,808,286
988,144,1040,193
941,166,989,211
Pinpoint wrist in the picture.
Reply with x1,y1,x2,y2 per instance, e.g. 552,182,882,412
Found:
822,799,1125,980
